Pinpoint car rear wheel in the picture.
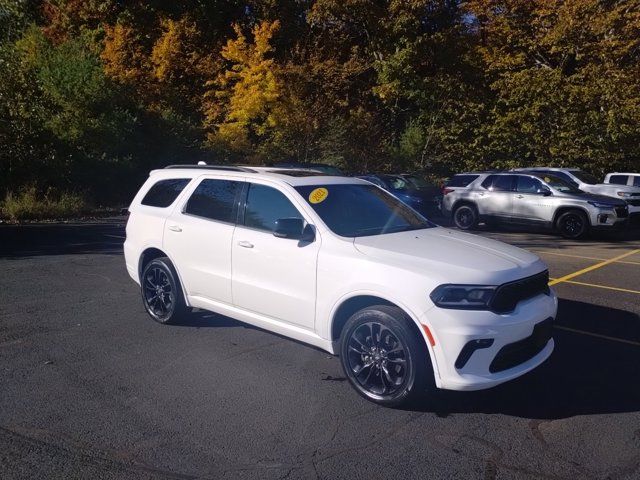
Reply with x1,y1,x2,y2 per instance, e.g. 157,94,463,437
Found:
556,210,588,239
453,204,479,230
141,257,188,324
339,305,434,407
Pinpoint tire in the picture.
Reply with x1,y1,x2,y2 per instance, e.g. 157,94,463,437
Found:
339,305,435,408
140,257,188,324
453,204,479,230
556,210,589,239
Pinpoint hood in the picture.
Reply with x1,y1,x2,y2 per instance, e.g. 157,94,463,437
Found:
562,191,627,206
353,227,546,285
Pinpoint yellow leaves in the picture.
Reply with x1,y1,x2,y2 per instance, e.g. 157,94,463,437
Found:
101,23,146,83
204,20,282,153
151,17,204,83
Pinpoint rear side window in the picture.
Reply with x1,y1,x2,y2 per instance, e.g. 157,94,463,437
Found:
481,175,514,192
608,175,629,185
141,179,190,207
634,176,640,187
184,179,242,223
243,184,303,232
448,175,479,187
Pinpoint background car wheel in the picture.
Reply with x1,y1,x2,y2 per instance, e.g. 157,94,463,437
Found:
453,204,478,230
141,257,188,324
556,210,588,239
339,305,435,408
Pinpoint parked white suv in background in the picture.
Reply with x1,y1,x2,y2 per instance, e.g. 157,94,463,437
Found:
124,165,557,407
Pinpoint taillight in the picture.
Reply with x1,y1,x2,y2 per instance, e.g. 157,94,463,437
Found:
442,187,454,195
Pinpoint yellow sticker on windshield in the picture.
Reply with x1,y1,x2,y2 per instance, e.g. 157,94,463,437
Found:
309,187,329,204
544,177,551,183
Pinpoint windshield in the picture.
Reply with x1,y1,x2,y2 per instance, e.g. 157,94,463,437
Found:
381,175,413,190
534,173,583,194
572,170,600,185
294,184,434,237
403,175,430,189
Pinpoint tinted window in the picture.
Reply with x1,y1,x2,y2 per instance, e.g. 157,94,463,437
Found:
244,184,303,232
544,170,578,187
516,176,543,193
572,170,599,185
634,176,640,187
608,175,629,185
184,179,241,222
532,173,582,193
481,175,514,192
294,184,433,237
141,178,190,207
448,174,479,187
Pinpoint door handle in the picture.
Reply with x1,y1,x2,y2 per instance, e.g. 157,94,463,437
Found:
516,195,524,199
238,241,254,249
168,225,182,232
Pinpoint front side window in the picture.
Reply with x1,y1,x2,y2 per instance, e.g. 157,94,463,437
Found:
184,179,241,222
243,184,303,232
608,175,629,185
295,184,434,237
533,174,582,193
141,178,190,207
516,176,543,193
634,176,640,187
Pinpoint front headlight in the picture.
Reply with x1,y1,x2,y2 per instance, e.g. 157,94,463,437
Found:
617,192,632,198
588,201,617,209
430,284,496,310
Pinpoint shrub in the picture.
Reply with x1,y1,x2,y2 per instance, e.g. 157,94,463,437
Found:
1,187,86,221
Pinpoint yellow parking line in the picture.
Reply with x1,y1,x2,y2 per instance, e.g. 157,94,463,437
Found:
548,278,640,295
548,249,640,286
536,250,640,266
555,326,640,347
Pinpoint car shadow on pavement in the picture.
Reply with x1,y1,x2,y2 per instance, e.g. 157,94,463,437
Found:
0,219,126,257
412,298,640,419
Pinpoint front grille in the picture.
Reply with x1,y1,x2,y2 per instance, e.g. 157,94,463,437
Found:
627,199,640,207
489,318,553,373
489,271,550,313
615,206,629,218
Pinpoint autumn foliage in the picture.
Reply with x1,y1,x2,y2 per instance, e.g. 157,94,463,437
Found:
1,0,639,205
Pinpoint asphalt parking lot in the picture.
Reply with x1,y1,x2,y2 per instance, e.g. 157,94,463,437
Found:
1,217,639,479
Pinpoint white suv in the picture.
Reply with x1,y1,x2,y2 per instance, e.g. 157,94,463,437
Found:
124,165,557,406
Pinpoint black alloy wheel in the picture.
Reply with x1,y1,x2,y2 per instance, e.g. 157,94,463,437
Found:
141,257,187,324
453,204,478,230
340,305,434,407
557,210,588,239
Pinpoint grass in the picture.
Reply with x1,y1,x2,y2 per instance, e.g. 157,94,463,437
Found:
0,187,87,222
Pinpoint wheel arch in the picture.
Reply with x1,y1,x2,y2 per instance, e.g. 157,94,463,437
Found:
138,247,191,307
329,292,442,386
552,206,592,228
451,199,477,216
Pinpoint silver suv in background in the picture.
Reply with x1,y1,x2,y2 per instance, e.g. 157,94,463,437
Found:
514,167,640,218
441,172,629,238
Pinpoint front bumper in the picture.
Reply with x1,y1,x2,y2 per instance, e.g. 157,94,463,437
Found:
422,290,557,391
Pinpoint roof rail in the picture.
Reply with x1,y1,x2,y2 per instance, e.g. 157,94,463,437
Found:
164,164,257,172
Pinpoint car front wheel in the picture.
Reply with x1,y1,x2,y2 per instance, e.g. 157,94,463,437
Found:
141,257,188,324
556,210,588,239
339,305,434,407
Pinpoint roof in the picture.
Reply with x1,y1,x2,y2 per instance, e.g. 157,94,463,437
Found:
512,167,581,172
150,164,364,187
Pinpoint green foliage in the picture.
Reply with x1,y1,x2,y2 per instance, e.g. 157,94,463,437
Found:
1,186,86,221
0,0,639,218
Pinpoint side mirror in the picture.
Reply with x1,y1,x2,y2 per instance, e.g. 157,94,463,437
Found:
274,218,314,242
538,187,552,196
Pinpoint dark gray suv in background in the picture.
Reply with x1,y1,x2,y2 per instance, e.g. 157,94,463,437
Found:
441,172,628,238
